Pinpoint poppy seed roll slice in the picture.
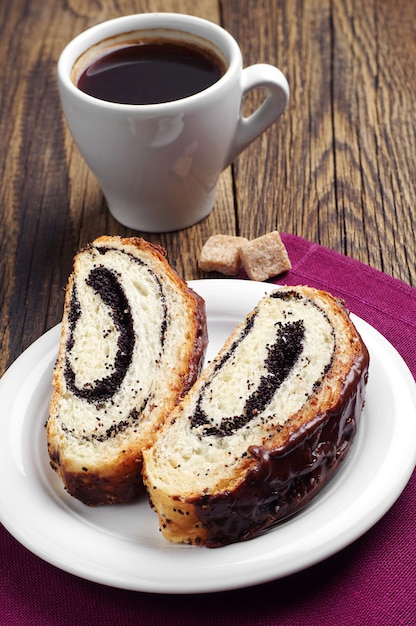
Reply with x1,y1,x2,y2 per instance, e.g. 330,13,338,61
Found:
47,236,207,505
142,286,369,547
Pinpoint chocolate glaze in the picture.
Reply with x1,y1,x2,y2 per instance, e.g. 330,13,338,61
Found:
62,457,145,505
194,342,370,548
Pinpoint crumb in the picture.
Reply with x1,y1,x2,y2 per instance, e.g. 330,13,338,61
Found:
199,234,249,276
238,231,291,281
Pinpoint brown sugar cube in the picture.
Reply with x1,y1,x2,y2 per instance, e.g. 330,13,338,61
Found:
199,234,249,276
239,231,292,281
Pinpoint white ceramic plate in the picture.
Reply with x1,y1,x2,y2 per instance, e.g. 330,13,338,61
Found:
0,280,415,594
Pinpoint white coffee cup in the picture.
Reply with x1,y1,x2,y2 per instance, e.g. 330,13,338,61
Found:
57,13,289,232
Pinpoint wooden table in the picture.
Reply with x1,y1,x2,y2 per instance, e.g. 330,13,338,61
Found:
1,0,415,375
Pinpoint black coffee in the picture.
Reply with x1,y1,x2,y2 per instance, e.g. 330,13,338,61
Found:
77,40,225,104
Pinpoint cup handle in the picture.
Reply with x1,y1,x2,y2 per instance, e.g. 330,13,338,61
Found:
225,64,289,166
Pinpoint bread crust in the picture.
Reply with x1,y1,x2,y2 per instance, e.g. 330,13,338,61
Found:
143,287,369,547
47,236,207,505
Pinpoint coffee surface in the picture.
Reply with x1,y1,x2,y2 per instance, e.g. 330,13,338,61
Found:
77,41,225,104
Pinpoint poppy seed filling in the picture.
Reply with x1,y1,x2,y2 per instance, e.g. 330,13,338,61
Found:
188,291,335,440
191,316,305,437
64,266,135,403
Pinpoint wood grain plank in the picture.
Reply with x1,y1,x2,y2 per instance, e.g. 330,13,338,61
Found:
221,0,416,284
0,0,77,373
331,0,416,282
221,0,338,242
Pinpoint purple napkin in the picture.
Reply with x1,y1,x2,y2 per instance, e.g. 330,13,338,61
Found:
1,234,415,626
